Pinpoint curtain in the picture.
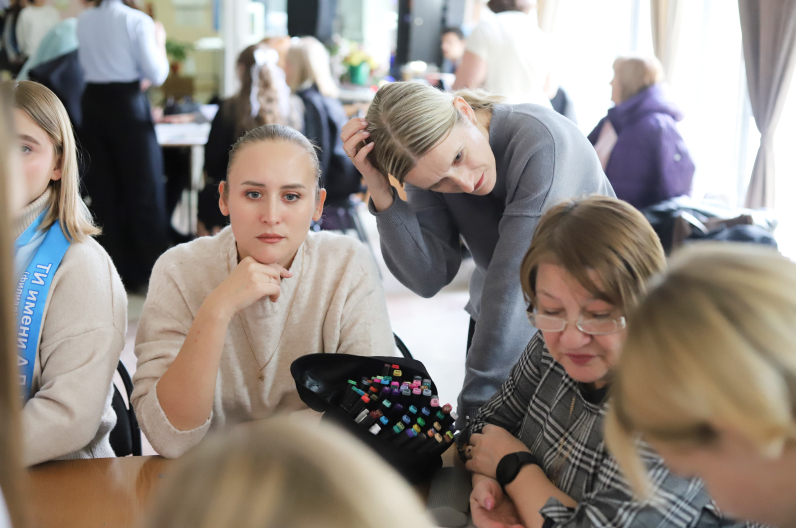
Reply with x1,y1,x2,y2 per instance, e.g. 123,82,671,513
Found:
739,0,796,209
650,0,685,83
536,0,561,34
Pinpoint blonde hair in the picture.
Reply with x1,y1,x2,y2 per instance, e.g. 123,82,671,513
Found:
7,81,99,242
286,36,339,99
612,56,664,102
365,82,504,183
143,416,436,528
520,196,666,313
605,243,796,496
0,85,27,528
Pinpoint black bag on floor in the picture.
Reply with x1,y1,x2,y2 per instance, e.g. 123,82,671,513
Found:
291,354,450,483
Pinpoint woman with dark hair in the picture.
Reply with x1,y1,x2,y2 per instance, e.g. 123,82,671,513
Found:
76,0,170,291
198,44,303,236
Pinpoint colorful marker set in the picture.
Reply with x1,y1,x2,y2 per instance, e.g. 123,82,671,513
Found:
338,363,458,455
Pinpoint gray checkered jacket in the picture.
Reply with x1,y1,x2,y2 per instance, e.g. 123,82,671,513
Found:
461,332,756,528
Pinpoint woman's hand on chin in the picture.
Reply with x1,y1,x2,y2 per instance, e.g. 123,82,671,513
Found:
341,117,394,211
466,424,531,479
471,476,524,528
205,256,293,319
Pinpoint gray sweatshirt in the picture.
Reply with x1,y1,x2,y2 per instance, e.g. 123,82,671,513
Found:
370,103,614,424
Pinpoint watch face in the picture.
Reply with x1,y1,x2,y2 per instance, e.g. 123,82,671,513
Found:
496,453,520,487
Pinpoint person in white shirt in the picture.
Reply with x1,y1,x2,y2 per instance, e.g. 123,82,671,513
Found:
77,0,170,292
16,0,60,58
453,0,552,107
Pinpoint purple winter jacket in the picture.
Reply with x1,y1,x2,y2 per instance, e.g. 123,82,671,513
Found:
587,84,695,209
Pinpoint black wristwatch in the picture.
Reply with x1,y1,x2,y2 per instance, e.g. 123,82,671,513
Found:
496,451,540,492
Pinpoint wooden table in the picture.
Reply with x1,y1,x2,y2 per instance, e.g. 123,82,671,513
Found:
28,448,457,528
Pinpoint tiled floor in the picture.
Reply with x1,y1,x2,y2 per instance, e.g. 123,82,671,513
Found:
121,201,474,455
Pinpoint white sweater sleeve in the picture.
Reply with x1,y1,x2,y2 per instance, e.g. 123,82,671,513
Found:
328,243,395,358
131,260,212,458
21,242,127,466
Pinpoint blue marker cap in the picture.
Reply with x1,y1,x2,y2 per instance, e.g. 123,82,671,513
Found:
402,415,411,425
379,416,390,427
421,407,431,418
354,388,366,396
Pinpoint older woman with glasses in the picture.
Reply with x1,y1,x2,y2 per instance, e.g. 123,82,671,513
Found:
458,196,750,528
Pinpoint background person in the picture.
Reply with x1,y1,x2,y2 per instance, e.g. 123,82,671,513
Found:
133,125,394,459
143,416,437,528
587,55,694,210
285,36,362,219
342,82,613,427
441,27,466,74
77,0,170,292
459,196,747,528
199,44,302,237
8,80,126,466
453,0,552,107
15,0,58,60
605,243,796,528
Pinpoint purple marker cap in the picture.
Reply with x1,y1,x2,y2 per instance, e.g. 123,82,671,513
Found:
391,388,401,398
406,429,417,438
380,387,391,397
393,403,404,415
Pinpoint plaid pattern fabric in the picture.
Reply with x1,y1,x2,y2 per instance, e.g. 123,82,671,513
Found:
462,332,758,528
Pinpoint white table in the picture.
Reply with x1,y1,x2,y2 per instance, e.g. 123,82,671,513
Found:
155,122,211,236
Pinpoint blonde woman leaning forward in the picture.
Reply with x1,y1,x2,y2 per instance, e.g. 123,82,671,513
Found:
459,196,751,528
343,82,613,427
144,416,436,528
132,125,394,459
8,80,126,466
605,243,796,528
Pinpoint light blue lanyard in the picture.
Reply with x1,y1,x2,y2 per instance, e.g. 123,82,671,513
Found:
14,213,71,402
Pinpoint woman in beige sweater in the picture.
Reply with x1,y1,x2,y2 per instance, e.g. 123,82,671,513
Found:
132,124,394,458
10,80,127,466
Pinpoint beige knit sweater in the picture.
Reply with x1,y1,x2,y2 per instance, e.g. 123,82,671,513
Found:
14,190,127,466
132,227,395,458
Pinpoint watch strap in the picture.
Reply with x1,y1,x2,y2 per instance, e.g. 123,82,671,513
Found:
496,451,540,492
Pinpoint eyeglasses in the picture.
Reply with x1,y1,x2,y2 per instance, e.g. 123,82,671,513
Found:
526,311,626,336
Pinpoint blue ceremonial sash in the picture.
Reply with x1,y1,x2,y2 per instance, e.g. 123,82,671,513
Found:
14,214,71,402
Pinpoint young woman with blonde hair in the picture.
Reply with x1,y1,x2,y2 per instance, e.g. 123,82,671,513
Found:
458,196,747,528
605,243,796,528
8,80,127,466
285,37,361,208
143,415,436,528
342,81,613,427
133,125,393,459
